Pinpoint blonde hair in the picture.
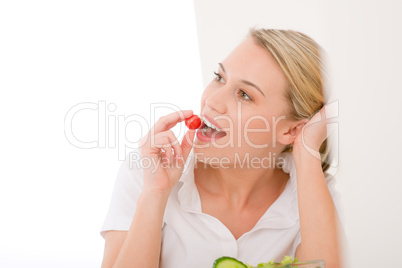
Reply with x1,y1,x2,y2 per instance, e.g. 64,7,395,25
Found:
248,28,332,173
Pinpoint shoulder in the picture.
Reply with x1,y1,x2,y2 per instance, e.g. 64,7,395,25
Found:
99,148,145,238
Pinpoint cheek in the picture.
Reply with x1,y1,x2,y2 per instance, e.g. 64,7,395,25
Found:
200,94,206,109
241,118,272,147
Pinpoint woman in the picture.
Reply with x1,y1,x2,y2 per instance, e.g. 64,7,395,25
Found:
100,28,344,268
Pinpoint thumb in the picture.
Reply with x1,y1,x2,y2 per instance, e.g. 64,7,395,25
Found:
181,129,196,161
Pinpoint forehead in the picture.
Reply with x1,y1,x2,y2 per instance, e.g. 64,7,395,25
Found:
220,37,288,98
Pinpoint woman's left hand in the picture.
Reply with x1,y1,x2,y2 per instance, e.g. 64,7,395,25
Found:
292,104,334,155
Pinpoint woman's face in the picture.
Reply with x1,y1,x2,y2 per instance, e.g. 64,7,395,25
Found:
193,36,295,168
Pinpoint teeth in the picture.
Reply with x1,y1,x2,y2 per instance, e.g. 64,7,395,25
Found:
202,117,221,132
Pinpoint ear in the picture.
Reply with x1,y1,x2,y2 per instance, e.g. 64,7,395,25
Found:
276,119,307,146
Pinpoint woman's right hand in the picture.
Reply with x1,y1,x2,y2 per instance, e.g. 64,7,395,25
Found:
138,110,196,196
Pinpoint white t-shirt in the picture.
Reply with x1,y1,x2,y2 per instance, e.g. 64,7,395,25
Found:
100,147,342,267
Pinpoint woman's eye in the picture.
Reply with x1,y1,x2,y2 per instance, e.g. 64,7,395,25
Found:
238,90,252,102
213,71,225,83
213,71,253,103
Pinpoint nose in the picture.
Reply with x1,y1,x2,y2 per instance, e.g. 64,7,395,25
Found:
204,85,229,115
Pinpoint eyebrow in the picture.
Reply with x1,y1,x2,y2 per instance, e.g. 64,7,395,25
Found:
219,63,265,97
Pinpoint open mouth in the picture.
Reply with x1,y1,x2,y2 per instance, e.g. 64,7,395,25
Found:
199,117,227,139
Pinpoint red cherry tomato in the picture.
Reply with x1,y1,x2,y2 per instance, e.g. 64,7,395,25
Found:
185,115,201,129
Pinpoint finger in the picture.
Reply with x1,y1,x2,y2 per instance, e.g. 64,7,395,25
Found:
151,131,183,158
305,109,324,127
163,144,173,165
150,110,193,135
161,149,170,166
165,134,183,166
156,142,173,166
149,135,171,154
164,130,184,158
180,129,196,162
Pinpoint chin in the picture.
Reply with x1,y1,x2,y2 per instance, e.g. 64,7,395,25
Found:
194,146,251,169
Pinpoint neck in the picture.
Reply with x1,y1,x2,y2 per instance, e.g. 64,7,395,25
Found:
194,159,288,210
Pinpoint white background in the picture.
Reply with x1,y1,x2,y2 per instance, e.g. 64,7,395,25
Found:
1,0,401,267
0,1,202,267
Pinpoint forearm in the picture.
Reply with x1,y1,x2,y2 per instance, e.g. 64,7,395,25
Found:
292,147,342,267
112,190,169,268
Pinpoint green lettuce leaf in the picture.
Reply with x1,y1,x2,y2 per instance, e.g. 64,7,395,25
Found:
238,256,298,268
